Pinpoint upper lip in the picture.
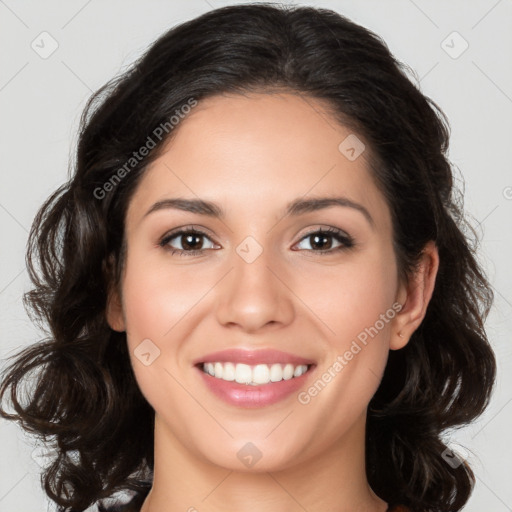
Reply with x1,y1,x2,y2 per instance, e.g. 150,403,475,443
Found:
193,348,316,366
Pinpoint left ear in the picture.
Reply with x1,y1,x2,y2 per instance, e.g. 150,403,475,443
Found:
391,240,439,350
106,284,126,332
103,254,126,332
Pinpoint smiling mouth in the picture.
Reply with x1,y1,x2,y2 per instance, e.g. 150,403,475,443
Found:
196,362,315,386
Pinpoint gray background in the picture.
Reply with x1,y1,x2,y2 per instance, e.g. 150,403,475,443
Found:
1,0,511,510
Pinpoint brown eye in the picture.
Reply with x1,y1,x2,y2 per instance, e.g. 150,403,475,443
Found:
294,228,354,255
159,228,217,256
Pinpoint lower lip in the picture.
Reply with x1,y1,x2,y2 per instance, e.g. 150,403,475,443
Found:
195,365,316,408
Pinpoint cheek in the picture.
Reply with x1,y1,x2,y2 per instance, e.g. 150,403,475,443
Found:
120,255,203,421
119,251,206,398
121,251,206,343
291,245,398,411
292,245,399,344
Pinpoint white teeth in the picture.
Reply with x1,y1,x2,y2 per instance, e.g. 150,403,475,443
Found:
294,365,305,377
283,363,295,380
235,363,252,384
222,362,235,381
269,363,282,382
201,362,310,385
253,363,270,384
214,362,224,379
205,362,215,376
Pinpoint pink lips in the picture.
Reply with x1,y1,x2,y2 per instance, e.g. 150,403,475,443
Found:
193,348,316,408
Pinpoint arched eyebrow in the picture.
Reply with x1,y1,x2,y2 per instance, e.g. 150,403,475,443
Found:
144,196,374,229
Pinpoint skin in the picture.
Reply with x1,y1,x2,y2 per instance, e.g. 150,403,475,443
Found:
107,92,439,512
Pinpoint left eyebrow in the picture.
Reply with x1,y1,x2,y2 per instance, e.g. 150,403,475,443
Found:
286,196,374,228
143,195,374,228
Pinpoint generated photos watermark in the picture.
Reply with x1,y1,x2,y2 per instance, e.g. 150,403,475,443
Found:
93,97,198,200
297,301,403,405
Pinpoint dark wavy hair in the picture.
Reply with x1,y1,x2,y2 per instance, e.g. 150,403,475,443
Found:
0,3,496,511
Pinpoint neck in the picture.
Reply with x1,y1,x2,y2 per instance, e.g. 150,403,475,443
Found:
140,411,388,512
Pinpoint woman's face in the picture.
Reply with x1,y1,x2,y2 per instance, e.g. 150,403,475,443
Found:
110,92,410,472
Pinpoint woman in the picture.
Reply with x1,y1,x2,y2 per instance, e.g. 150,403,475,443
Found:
0,3,496,512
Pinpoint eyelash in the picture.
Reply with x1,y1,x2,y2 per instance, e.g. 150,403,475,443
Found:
158,225,355,257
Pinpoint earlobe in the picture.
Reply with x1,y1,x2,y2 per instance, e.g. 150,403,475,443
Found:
391,241,439,350
106,286,126,332
103,254,126,332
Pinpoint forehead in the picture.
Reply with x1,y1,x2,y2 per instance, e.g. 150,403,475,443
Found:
126,92,390,230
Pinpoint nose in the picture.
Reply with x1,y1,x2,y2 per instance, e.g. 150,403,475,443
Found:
214,243,295,333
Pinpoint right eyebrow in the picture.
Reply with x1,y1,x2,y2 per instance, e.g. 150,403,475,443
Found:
144,198,223,219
